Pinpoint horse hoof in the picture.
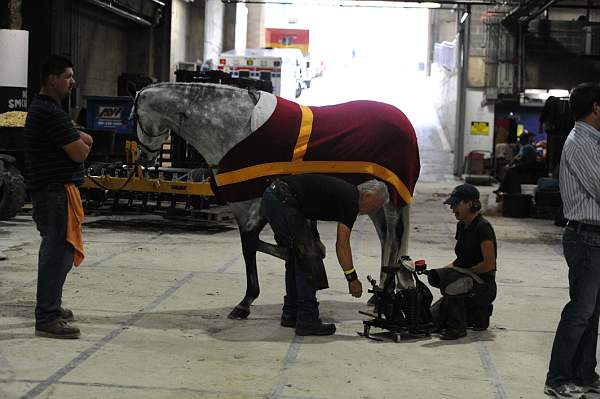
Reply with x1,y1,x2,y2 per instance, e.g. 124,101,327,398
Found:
228,306,250,319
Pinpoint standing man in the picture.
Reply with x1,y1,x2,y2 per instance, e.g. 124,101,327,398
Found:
545,82,600,398
261,174,388,336
24,55,92,339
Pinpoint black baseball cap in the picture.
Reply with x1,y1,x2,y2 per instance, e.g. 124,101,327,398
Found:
443,184,480,206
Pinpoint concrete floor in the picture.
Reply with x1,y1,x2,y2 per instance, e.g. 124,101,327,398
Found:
1,70,590,399
0,180,589,399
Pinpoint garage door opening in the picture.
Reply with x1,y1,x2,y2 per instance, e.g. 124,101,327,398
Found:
265,1,455,181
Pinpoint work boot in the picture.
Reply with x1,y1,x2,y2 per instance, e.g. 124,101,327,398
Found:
281,315,323,328
35,319,80,339
60,307,75,322
439,328,467,340
280,314,296,328
295,322,336,336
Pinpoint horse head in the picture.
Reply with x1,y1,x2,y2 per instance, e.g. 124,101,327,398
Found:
134,84,173,166
133,82,260,167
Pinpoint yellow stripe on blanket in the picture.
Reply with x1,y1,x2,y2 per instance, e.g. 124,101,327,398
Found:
291,105,314,161
215,160,413,205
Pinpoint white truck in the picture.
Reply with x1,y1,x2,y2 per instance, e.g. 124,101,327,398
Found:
217,48,305,100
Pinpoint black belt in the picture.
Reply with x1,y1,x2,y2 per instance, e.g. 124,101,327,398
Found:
270,180,299,206
566,220,600,234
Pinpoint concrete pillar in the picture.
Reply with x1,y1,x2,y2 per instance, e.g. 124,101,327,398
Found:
246,3,265,49
203,0,224,66
8,0,22,29
170,0,191,80
188,0,206,64
234,3,247,52
223,3,236,52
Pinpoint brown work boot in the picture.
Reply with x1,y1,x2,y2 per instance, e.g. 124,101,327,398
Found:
60,307,75,322
35,319,80,339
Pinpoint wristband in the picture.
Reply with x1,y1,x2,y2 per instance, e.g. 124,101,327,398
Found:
344,268,358,282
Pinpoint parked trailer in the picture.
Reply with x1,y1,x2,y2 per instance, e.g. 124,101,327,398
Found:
217,48,304,100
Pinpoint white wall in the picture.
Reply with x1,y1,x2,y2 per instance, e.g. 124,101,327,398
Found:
463,89,495,156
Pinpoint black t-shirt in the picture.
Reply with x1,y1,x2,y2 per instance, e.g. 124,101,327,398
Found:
453,214,497,272
282,174,359,229
24,94,83,189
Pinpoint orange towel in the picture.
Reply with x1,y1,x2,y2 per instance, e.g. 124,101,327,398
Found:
65,183,85,267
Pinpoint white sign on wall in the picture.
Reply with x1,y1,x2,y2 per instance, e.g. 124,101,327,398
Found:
463,88,495,157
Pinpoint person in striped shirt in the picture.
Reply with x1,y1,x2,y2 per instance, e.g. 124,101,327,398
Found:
24,55,93,339
545,82,600,398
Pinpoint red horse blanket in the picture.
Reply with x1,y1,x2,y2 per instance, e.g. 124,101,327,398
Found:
215,96,420,206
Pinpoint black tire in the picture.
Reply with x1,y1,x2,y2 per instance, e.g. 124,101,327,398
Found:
0,166,26,220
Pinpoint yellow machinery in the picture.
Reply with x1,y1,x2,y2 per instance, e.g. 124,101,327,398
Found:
81,141,215,198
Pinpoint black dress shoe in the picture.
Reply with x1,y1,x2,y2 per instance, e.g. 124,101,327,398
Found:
295,322,336,336
439,328,467,340
35,319,80,339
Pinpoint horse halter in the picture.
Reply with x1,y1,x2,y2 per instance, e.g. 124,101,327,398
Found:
133,92,165,155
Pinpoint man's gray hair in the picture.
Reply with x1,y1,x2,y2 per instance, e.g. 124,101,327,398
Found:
357,179,390,204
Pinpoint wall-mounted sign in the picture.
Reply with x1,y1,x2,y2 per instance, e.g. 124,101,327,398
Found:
470,121,489,135
0,87,27,113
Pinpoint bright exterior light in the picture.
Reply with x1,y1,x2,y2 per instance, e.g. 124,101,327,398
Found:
250,0,441,8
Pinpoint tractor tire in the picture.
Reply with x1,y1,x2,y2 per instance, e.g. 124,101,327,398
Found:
0,166,26,220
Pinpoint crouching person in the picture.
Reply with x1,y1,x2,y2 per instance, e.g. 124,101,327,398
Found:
261,174,387,336
430,184,497,340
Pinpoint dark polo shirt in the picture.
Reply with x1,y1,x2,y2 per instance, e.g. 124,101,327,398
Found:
282,174,359,230
453,214,497,276
24,94,84,189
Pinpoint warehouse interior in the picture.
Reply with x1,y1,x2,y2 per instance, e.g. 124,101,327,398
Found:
1,0,600,398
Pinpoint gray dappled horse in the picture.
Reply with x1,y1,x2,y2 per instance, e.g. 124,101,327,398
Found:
133,82,419,319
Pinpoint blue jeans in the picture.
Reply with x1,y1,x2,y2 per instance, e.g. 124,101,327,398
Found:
547,227,600,387
261,187,319,326
31,184,74,327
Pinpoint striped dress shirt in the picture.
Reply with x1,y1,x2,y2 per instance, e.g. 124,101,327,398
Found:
560,121,600,225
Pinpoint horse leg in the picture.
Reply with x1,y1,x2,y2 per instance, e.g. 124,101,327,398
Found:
227,199,267,319
228,227,263,319
371,204,414,290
